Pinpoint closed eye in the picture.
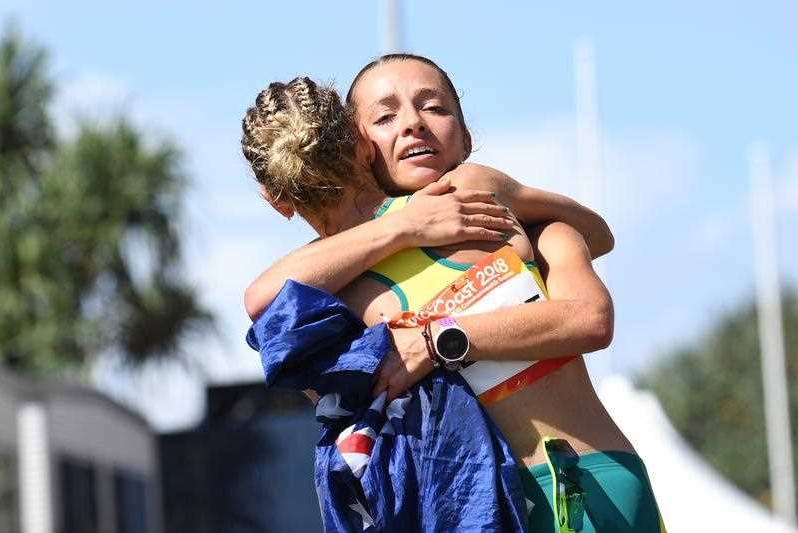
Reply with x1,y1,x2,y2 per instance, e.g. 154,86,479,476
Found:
424,105,449,114
374,113,395,125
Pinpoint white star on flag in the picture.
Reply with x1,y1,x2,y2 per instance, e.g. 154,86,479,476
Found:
349,501,375,530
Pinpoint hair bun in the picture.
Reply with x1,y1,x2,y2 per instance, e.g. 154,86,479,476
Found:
265,112,319,185
241,76,359,214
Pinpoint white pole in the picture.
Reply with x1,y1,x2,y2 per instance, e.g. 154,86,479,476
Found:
574,37,612,378
382,0,401,54
748,141,796,525
18,403,53,533
574,37,600,205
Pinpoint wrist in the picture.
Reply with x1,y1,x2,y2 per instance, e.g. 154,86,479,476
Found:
365,216,412,264
430,317,470,371
395,214,421,249
422,322,440,369
380,212,417,251
409,326,436,374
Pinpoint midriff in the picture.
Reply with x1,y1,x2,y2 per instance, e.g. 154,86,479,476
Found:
483,356,636,467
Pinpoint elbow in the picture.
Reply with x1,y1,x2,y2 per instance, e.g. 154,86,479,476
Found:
592,227,615,258
602,231,615,256
244,282,274,321
584,300,614,352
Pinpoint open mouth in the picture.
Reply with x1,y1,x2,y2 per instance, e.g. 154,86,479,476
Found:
399,145,438,160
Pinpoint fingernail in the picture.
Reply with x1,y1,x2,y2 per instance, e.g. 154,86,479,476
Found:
503,206,510,213
501,232,511,240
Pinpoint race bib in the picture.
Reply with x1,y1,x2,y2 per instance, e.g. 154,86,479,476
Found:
388,247,574,404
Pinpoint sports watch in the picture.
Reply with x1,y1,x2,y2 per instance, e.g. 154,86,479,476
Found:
432,317,470,370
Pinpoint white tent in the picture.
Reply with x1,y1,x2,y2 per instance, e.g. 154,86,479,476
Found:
598,375,797,533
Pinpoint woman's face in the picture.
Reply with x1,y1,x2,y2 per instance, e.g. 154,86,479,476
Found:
352,60,470,194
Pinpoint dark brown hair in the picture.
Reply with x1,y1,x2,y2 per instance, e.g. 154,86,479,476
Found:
346,53,470,157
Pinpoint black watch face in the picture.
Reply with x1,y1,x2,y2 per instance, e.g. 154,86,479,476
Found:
437,329,468,360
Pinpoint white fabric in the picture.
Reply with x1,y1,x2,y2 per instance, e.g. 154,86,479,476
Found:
598,375,797,533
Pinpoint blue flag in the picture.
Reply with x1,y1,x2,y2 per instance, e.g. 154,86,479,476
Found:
247,281,527,532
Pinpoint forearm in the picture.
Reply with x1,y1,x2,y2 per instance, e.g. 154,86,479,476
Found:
245,216,407,319
376,222,613,399
459,221,613,360
376,295,612,400
439,297,613,362
510,188,614,259
246,185,512,319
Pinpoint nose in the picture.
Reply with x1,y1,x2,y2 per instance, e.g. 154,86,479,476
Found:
401,107,426,136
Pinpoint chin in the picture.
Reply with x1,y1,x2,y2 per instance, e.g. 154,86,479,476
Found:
397,168,446,193
373,163,446,195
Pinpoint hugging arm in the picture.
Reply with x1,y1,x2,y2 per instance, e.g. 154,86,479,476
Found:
448,163,614,258
245,165,613,320
457,221,613,360
372,221,612,399
244,181,511,319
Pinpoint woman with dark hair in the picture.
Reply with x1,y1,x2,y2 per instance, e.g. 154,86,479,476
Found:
243,55,663,532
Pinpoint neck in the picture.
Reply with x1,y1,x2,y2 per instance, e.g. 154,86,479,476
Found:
304,181,387,238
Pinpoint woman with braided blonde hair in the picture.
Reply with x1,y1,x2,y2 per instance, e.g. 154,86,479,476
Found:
241,78,362,223
243,76,536,531
242,77,514,247
243,59,663,532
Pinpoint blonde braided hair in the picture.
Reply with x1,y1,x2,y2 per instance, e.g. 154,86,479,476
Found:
241,77,359,214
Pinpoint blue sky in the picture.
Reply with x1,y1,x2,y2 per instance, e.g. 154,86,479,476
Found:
3,1,797,429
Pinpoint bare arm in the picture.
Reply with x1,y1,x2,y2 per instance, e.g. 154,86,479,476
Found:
454,221,613,360
448,163,614,258
245,215,406,319
373,222,613,400
244,182,513,319
246,163,613,319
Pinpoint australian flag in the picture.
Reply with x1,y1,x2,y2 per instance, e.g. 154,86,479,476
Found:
247,281,527,532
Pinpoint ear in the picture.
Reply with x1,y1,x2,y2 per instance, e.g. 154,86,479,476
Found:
462,129,472,161
259,185,296,220
355,123,376,167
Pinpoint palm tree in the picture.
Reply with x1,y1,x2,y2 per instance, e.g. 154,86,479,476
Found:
0,26,213,374
0,24,52,177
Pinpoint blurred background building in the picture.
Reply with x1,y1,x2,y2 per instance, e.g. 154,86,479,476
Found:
160,384,320,532
0,369,159,533
0,369,323,533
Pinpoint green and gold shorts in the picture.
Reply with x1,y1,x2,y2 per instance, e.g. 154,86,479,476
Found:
521,445,666,533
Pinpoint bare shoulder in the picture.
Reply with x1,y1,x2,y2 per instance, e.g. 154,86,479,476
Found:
445,162,514,192
533,222,591,263
538,221,584,240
